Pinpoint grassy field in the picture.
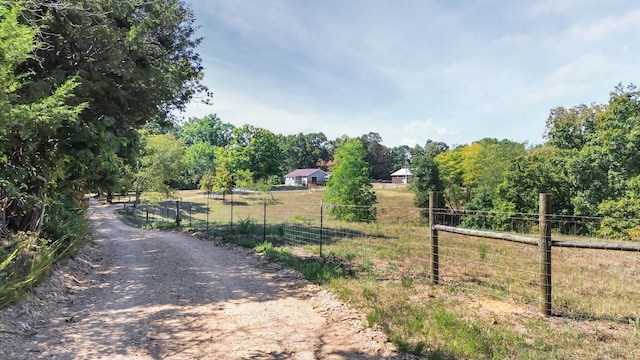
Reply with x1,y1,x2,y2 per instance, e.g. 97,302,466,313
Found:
124,185,640,359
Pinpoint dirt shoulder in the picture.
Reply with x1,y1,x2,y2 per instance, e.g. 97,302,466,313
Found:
0,201,412,360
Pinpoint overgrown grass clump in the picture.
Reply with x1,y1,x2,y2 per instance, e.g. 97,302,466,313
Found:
0,232,87,307
1,198,90,308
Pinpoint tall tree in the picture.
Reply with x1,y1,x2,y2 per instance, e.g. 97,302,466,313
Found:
390,145,411,171
543,104,601,150
182,141,217,188
424,140,449,158
228,125,282,182
1,3,86,235
408,144,426,159
134,134,186,202
18,0,209,196
497,145,574,215
280,132,329,172
325,139,377,222
411,155,445,209
178,114,234,147
569,84,640,216
359,132,392,180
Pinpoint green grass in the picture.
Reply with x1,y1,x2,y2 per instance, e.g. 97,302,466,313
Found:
0,231,83,307
253,241,273,253
130,188,640,359
235,217,257,234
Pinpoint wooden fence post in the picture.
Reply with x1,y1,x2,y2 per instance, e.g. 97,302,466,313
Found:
230,192,234,234
263,198,267,242
539,193,552,316
430,191,439,285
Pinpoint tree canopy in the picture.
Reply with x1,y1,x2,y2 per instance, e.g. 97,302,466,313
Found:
1,0,209,242
1,3,86,236
18,0,209,196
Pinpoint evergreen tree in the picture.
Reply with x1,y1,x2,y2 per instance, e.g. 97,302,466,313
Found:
1,3,86,235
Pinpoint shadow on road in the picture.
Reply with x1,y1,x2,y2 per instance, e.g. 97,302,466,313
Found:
33,202,409,360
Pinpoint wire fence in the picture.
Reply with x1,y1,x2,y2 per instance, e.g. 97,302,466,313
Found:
118,191,640,320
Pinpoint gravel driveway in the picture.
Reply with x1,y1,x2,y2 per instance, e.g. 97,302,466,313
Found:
0,201,406,359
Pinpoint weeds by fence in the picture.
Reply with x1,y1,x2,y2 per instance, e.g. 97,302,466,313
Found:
118,191,640,320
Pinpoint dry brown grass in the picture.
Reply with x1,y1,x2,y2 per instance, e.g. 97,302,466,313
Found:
168,187,640,358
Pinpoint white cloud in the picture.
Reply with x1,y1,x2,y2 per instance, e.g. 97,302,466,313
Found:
526,53,613,104
569,10,640,42
184,0,640,147
403,119,435,132
402,119,460,138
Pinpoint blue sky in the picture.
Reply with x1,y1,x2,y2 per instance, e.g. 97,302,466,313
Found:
182,0,640,148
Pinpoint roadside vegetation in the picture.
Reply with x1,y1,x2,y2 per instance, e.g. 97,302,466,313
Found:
3,0,640,358
1,0,207,307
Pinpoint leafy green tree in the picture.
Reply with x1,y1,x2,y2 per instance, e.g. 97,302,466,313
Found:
183,141,217,188
411,155,445,209
568,84,640,216
18,0,209,197
134,134,186,202
359,132,392,180
390,145,411,171
179,114,234,147
473,139,526,196
497,145,574,215
325,139,377,222
228,125,282,182
279,132,330,172
598,175,640,240
409,144,427,159
327,134,350,158
543,104,600,150
1,3,86,235
424,140,449,158
212,160,234,202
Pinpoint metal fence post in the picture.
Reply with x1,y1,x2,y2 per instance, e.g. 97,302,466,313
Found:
263,198,267,242
230,192,234,234
320,200,324,258
429,191,439,285
539,193,552,316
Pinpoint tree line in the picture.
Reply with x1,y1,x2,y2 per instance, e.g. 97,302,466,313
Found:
3,0,640,250
411,84,640,240
125,84,640,239
129,114,447,197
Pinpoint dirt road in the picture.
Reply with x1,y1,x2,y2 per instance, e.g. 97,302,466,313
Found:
0,202,406,359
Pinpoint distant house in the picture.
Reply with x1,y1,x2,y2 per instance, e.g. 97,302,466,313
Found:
390,168,413,184
284,168,330,187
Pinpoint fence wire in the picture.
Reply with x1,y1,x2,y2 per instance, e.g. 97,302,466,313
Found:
118,193,640,319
